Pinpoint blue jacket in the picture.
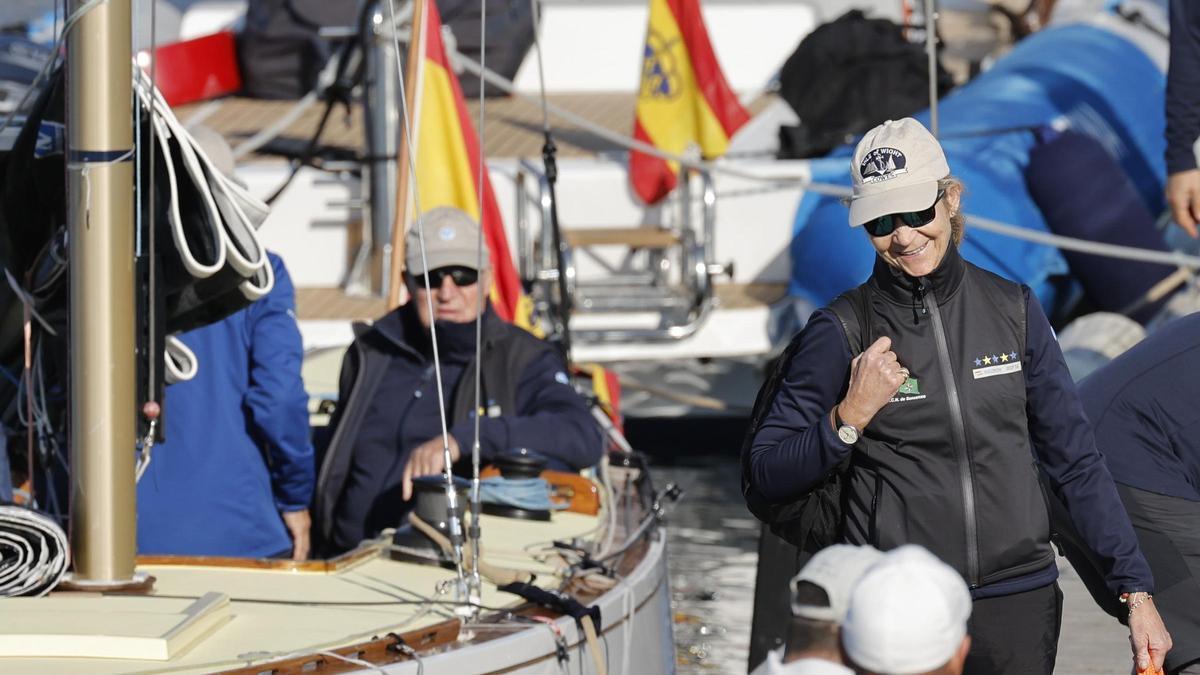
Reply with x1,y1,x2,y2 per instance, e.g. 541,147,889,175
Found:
1167,0,1200,174
137,253,314,557
1079,313,1200,501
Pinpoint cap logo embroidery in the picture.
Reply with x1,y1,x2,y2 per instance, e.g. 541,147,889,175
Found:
859,147,908,184
438,225,457,241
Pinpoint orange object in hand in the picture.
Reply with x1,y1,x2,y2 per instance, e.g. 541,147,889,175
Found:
1137,665,1162,675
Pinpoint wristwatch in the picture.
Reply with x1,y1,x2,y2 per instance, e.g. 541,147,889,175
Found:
836,408,860,445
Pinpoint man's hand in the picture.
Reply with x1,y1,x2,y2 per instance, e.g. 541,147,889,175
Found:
280,508,311,561
401,435,462,501
1166,169,1200,238
835,336,908,431
1128,597,1172,673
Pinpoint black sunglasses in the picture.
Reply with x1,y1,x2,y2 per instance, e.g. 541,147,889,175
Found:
413,265,479,288
862,190,945,238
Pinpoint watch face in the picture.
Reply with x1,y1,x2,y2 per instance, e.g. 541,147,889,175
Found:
838,425,859,445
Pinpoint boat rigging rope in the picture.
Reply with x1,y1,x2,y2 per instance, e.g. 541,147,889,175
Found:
385,0,471,604
450,50,1200,270
525,0,573,357
0,504,70,596
468,0,489,612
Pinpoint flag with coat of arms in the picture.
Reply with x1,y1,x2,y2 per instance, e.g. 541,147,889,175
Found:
629,0,750,204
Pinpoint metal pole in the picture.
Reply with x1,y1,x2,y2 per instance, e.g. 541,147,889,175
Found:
66,0,138,583
924,0,939,137
362,0,400,294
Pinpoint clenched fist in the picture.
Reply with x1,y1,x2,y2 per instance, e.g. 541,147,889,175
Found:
835,336,908,431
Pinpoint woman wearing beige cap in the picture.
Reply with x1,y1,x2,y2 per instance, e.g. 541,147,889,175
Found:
745,118,1171,674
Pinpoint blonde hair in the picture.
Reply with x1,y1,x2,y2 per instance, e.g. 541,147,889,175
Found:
938,176,966,246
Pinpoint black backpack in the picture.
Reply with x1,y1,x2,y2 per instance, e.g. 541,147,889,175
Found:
776,10,954,159
740,287,870,553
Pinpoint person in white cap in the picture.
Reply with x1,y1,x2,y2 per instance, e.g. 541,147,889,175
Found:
313,207,603,554
751,544,884,674
842,545,972,675
746,118,1171,673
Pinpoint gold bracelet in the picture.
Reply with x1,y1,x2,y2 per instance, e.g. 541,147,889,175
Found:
1120,591,1152,616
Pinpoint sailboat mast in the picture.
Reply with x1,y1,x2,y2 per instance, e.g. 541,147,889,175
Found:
66,0,138,582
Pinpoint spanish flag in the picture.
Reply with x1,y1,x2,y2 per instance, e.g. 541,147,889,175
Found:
407,0,532,328
630,0,750,205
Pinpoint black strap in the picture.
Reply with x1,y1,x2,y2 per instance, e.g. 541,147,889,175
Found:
498,582,602,632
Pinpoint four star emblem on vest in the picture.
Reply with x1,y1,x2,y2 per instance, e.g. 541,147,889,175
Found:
974,352,1019,367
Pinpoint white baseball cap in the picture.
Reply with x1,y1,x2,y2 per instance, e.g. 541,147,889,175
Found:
848,118,950,228
842,545,972,674
790,544,885,623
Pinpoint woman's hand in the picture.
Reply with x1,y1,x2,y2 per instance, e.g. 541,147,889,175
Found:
837,336,908,431
1128,597,1171,673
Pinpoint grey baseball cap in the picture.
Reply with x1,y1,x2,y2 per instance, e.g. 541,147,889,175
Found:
406,206,490,275
848,118,949,228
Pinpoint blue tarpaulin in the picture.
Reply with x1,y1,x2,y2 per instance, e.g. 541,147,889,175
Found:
788,22,1166,317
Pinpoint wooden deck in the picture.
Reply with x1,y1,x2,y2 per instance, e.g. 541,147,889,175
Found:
177,92,776,161
295,282,786,321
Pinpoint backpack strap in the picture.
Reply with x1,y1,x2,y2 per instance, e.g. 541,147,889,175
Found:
828,283,873,357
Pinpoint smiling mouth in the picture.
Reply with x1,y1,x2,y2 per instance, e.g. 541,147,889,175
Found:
895,242,929,258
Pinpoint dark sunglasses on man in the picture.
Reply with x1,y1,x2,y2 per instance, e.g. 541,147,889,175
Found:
862,189,946,238
410,265,479,288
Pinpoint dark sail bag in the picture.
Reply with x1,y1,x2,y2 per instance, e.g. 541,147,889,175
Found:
740,287,869,552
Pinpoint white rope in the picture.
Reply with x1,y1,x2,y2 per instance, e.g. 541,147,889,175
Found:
966,215,1200,269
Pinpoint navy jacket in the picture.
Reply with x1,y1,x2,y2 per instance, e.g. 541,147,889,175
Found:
315,303,603,552
1167,0,1200,174
138,253,314,558
748,247,1152,598
1079,313,1200,501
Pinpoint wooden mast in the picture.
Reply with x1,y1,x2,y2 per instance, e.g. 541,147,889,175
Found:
65,0,139,584
387,0,428,308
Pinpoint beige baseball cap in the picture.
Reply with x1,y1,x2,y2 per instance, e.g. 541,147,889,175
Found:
848,118,949,228
406,206,490,275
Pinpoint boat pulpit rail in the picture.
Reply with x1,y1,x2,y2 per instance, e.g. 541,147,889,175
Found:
516,163,731,343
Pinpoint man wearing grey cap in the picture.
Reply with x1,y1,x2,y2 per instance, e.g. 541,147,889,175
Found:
746,118,1171,673
751,544,882,674
314,207,603,554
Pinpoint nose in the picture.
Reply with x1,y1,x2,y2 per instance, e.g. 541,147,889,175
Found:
435,274,458,299
891,225,916,247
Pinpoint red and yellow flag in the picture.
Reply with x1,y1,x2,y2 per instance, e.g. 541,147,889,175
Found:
410,0,533,328
630,0,750,205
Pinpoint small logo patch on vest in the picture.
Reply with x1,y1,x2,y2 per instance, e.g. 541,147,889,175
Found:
889,377,927,403
972,351,1022,379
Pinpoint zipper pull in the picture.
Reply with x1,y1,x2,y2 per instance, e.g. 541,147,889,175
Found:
916,280,928,316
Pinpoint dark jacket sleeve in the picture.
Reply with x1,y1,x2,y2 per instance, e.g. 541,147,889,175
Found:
1022,287,1154,595
244,255,316,512
450,349,603,471
1167,0,1200,174
747,308,855,504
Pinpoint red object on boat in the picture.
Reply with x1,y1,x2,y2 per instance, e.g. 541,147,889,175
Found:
140,31,242,107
